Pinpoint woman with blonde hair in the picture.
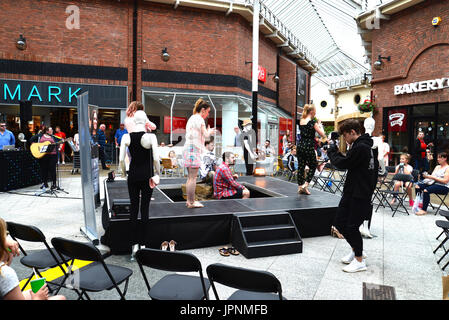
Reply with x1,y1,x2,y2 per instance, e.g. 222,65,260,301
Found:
0,218,65,300
124,101,157,133
297,104,327,194
183,98,216,208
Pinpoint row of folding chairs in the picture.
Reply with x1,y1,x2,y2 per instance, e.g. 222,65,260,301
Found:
433,210,449,271
311,162,347,195
6,221,285,300
373,166,449,217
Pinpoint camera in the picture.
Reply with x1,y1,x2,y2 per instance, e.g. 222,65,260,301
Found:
322,132,340,151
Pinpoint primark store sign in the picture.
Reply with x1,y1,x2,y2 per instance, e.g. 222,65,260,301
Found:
0,79,127,108
394,77,449,95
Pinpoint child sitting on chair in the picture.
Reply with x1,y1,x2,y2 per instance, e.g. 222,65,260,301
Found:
390,153,414,206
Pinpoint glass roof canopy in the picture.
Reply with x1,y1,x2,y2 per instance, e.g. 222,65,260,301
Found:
261,0,371,90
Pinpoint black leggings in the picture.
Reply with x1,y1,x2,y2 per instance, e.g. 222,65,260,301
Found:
127,179,154,245
334,194,368,257
297,144,317,185
39,154,57,187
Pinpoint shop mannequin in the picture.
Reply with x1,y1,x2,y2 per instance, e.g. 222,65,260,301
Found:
119,110,161,261
361,116,380,239
240,119,257,176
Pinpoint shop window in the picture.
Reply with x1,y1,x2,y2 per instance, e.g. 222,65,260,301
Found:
412,104,435,117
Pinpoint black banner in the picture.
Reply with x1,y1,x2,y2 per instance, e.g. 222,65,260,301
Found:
297,67,307,107
1,79,127,109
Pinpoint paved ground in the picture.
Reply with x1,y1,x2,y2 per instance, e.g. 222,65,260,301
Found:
1,164,447,300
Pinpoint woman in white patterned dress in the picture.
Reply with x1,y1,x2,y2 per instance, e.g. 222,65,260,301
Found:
183,99,216,208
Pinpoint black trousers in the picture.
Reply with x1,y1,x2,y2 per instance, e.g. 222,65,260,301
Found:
334,194,369,257
39,154,57,187
99,146,107,169
244,149,253,176
128,179,153,246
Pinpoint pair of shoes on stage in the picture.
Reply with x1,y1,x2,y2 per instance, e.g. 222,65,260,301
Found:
161,240,176,251
186,201,204,208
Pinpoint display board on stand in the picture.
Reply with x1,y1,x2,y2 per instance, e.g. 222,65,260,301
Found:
77,92,99,245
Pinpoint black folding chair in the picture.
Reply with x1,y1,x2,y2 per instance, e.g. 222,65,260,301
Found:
135,248,210,300
427,192,449,215
206,263,286,300
433,220,449,271
437,210,449,241
319,163,346,194
51,237,133,300
376,173,414,217
6,221,69,292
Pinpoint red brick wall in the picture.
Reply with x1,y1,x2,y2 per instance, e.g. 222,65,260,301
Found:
371,0,449,134
279,55,297,116
139,2,278,99
0,0,130,87
0,0,305,108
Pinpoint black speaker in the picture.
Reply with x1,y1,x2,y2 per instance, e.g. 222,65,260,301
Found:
20,100,32,121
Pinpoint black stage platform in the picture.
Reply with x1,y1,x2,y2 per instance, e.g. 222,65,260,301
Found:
101,176,341,257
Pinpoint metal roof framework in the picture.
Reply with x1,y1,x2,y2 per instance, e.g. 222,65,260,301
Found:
261,0,372,90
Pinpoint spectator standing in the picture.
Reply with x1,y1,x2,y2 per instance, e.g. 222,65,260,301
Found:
0,122,15,150
378,134,390,167
98,124,108,170
54,126,67,165
414,131,429,175
233,127,241,147
115,123,128,148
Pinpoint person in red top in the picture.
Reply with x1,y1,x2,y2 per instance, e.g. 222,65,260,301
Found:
414,131,432,177
213,152,250,199
54,126,66,165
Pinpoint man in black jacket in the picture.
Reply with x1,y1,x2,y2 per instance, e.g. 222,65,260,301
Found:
327,119,377,273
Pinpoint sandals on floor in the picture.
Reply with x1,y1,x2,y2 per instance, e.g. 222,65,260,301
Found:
219,246,240,257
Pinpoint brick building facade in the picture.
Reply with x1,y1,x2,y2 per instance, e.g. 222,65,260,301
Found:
0,0,310,157
360,0,449,166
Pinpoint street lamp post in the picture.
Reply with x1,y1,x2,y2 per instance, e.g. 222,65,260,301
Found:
251,0,259,144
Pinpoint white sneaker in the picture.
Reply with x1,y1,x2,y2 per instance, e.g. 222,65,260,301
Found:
343,258,367,273
62,161,65,165
341,251,368,264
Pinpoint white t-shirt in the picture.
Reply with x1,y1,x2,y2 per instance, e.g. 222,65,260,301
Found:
0,262,19,298
396,164,413,175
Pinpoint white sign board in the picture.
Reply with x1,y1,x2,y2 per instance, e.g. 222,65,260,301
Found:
394,77,449,95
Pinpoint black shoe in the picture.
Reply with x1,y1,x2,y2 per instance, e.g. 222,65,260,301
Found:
42,183,49,189
51,185,57,190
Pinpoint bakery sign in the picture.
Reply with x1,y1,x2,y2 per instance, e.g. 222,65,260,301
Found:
388,109,407,132
394,77,449,95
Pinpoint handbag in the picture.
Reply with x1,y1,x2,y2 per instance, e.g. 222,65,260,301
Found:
443,274,449,300
412,193,421,213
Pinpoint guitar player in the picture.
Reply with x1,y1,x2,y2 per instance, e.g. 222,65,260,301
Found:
30,126,62,190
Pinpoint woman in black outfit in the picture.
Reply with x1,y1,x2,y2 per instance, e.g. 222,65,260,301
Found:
119,110,160,261
297,104,327,195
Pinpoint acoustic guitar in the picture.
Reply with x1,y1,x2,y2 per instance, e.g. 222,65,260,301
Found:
30,137,72,159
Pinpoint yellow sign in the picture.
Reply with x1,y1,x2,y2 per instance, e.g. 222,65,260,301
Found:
432,17,442,26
